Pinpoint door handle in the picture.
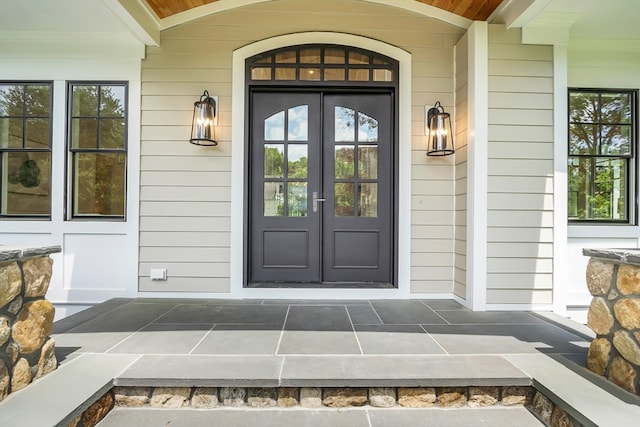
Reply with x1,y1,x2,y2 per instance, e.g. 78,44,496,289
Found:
312,191,326,213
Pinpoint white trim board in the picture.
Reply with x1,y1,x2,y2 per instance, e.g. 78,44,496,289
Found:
230,32,412,300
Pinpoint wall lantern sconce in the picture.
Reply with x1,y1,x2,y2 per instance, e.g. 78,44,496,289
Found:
425,101,454,156
190,90,218,146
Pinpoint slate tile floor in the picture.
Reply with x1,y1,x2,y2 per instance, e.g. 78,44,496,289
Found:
3,299,633,427
52,298,591,361
5,298,616,427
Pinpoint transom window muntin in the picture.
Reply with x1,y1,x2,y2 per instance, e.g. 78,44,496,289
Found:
67,82,128,219
0,81,53,218
568,89,637,223
248,45,396,84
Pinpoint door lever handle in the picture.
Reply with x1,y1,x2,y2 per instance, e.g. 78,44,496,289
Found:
312,191,326,213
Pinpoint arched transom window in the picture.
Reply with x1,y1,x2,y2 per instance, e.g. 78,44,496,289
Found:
247,45,398,85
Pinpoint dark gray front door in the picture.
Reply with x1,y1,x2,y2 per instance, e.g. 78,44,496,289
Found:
249,91,393,286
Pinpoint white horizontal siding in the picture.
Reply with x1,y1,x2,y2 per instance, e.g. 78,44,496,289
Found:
140,247,231,263
487,273,552,289
140,171,231,187
139,262,229,277
489,92,552,110
141,187,231,202
486,25,554,306
140,217,231,232
488,227,553,243
140,232,230,247
488,142,553,160
488,176,553,194
487,289,552,304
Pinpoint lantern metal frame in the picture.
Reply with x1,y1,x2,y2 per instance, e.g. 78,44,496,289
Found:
425,101,454,156
190,90,218,146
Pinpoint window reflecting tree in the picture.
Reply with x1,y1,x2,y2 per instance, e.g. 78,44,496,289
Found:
0,83,52,216
69,83,127,218
568,90,633,222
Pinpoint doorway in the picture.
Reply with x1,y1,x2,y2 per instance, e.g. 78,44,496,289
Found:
249,91,393,286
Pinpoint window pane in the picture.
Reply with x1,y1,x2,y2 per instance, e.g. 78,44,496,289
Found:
2,151,51,215
275,51,296,63
265,111,285,141
251,67,272,80
569,92,598,123
100,86,125,117
373,69,393,82
324,49,345,64
288,144,307,178
264,182,284,216
300,48,320,64
275,68,296,80
335,145,355,179
74,152,126,216
600,125,631,156
254,55,272,64
324,68,345,81
288,182,307,217
359,183,378,217
72,86,98,116
99,118,125,149
25,118,50,148
25,85,51,116
0,85,24,116
601,93,632,124
335,106,355,142
373,57,391,65
569,123,597,155
71,118,98,149
568,157,627,221
358,145,378,179
349,52,369,64
288,105,308,141
358,112,378,142
0,118,24,148
264,144,284,178
300,68,320,81
348,69,369,81
335,183,355,216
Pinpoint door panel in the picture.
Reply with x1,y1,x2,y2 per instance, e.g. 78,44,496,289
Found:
249,91,392,285
250,92,321,282
322,94,392,283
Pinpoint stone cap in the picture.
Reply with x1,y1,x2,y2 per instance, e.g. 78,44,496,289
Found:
0,245,62,262
583,248,640,266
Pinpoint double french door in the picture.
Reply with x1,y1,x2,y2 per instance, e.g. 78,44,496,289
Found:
249,91,393,286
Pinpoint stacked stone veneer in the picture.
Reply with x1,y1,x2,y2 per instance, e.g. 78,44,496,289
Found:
65,385,583,427
0,245,60,402
584,248,640,395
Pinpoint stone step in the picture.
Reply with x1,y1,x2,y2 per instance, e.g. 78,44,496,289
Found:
2,351,639,427
114,354,531,388
97,407,545,427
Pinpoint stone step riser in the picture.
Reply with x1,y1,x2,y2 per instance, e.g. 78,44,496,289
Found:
69,385,584,427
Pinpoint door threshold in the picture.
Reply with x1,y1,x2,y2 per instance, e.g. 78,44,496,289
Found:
247,282,395,289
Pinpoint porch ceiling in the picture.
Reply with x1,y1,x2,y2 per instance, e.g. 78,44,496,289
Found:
0,0,637,51
145,0,504,21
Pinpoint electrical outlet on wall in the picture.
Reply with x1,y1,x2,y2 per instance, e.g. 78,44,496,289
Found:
150,268,167,281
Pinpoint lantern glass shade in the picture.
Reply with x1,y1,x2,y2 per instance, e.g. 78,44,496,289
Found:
426,102,454,156
190,91,217,146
